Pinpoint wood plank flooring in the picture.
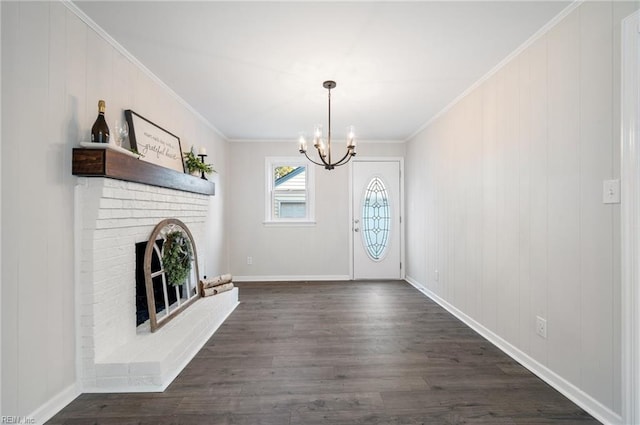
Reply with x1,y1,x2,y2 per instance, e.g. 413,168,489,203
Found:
47,281,599,424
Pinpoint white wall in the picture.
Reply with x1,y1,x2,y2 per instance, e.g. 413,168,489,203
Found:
1,1,228,418
405,1,639,420
1,0,4,415
228,141,404,280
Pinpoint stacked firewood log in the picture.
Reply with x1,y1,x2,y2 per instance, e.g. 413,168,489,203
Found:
199,273,234,297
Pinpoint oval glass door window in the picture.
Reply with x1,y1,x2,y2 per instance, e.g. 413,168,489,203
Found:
361,176,391,261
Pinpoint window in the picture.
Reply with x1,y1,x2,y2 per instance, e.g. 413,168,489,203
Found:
265,158,315,224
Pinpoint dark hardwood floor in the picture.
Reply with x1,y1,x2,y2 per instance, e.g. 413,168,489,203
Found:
47,280,599,424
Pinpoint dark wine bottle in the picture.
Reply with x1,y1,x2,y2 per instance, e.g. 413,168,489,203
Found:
91,100,110,143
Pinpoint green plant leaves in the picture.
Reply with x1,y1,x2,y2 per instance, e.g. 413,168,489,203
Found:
162,230,193,286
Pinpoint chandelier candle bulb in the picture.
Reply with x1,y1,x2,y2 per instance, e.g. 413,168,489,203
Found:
298,134,307,153
347,125,356,149
313,125,322,148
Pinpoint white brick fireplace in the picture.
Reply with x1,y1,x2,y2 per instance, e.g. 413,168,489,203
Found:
75,177,238,392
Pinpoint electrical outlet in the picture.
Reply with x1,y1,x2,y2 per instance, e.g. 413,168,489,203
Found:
247,256,253,265
536,316,547,339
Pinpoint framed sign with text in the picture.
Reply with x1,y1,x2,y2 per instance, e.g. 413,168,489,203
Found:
125,110,185,173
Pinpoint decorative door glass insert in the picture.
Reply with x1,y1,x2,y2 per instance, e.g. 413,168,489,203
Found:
361,176,391,260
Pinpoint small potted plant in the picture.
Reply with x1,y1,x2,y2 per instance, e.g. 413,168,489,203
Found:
183,148,215,177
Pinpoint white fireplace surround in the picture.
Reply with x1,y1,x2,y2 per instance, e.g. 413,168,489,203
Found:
75,177,238,392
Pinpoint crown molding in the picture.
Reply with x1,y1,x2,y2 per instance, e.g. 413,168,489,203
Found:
62,0,228,141
405,0,583,142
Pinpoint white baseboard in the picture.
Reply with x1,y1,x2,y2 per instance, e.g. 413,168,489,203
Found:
234,275,351,282
404,276,623,425
29,382,81,425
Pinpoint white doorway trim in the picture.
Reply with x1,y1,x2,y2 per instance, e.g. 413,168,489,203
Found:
621,9,640,425
349,157,405,280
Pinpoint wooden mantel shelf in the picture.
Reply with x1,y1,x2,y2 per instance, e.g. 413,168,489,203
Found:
72,148,215,196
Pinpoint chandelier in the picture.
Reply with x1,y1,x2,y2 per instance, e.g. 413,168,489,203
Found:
298,80,356,170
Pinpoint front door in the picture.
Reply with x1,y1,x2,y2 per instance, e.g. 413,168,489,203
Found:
352,160,401,279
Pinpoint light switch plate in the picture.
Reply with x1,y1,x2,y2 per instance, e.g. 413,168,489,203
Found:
536,316,547,339
603,179,621,204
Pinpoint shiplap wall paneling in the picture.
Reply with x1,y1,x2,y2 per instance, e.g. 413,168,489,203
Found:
86,31,113,127
526,34,550,368
1,1,20,413
498,60,522,346
404,1,640,418
17,3,52,414
430,126,440,296
579,1,615,409
424,133,434,291
425,126,437,294
47,2,75,398
464,91,484,322
610,1,636,412
112,51,135,126
546,9,582,386
2,1,230,418
435,123,447,298
517,46,533,357
0,0,3,416
422,127,435,292
406,137,427,284
66,1,88,146
450,103,467,310
448,107,460,307
481,76,498,332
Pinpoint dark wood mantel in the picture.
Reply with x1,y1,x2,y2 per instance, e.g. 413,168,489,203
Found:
72,148,215,196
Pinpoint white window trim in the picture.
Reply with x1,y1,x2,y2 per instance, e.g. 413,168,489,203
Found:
264,157,315,225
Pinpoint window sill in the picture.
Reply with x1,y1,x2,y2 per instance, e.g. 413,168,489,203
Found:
263,220,317,227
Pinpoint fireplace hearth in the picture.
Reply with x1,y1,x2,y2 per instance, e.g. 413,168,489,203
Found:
76,177,238,392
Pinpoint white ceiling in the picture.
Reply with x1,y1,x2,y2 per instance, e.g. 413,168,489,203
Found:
75,1,571,142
